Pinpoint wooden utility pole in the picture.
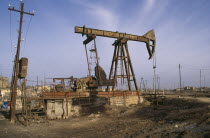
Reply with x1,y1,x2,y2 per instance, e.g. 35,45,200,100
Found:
36,75,38,93
178,64,182,96
8,1,34,124
200,69,202,93
204,76,205,89
157,75,160,91
37,76,38,87
1,73,3,89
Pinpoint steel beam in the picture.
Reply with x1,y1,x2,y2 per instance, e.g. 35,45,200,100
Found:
75,26,156,59
75,26,155,42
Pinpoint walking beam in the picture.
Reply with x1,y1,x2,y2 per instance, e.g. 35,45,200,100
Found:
75,26,156,59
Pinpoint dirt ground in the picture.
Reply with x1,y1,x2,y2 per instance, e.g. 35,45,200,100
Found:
0,95,210,138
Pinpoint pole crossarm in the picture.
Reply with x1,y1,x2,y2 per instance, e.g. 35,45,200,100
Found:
8,7,34,16
75,26,156,59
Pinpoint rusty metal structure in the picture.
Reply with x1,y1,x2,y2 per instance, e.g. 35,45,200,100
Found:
9,23,156,124
75,26,156,91
18,57,28,78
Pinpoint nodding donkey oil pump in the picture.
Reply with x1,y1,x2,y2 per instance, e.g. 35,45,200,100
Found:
75,26,156,91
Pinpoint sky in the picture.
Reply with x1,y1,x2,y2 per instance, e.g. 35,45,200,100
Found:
0,0,210,89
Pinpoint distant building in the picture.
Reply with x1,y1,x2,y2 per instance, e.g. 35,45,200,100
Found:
0,77,9,89
0,88,10,100
175,88,184,91
184,86,196,91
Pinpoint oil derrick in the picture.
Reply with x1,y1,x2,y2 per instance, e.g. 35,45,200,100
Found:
84,34,114,88
89,47,107,83
108,38,138,90
89,45,98,76
8,1,34,123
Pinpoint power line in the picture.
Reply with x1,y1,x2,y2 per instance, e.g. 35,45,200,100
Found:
21,15,33,55
9,10,14,57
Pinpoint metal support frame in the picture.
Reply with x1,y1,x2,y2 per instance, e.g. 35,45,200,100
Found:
83,35,101,81
108,39,138,91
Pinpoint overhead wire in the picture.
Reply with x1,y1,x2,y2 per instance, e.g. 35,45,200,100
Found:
21,15,33,56
9,10,14,57
9,5,18,86
152,49,157,94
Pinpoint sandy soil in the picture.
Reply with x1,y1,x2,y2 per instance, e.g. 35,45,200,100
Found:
0,95,210,138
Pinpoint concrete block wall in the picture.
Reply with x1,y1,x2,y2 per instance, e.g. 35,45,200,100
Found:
46,99,81,119
0,77,9,89
46,95,143,119
109,96,143,106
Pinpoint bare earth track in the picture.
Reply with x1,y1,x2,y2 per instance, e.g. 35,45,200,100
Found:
0,95,210,138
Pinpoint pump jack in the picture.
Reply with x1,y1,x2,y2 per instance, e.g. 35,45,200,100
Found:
75,26,156,91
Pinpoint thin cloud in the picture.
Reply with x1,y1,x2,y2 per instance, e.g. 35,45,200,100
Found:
144,0,156,13
68,0,119,30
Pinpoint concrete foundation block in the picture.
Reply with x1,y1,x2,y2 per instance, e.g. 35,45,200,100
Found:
109,96,143,107
46,95,143,119
46,99,81,119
